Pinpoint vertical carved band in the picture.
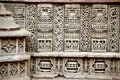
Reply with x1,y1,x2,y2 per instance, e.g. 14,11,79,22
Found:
80,5,91,52
108,5,119,52
53,5,64,51
26,4,37,52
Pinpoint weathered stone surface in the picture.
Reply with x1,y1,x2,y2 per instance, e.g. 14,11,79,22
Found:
0,2,120,80
0,54,30,62
0,3,30,80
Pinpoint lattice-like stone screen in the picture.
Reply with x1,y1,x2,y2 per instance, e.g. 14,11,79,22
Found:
3,3,120,52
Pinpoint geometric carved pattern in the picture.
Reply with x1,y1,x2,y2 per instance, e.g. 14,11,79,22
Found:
0,64,8,78
92,39,106,52
64,39,79,51
53,5,64,51
80,5,91,52
36,58,55,73
19,62,25,76
107,5,119,52
18,39,24,53
64,4,80,51
4,3,120,53
0,62,28,79
37,4,53,52
38,39,52,52
1,39,16,53
63,58,82,78
10,63,18,76
26,4,37,52
90,59,110,75
38,59,53,72
64,59,80,73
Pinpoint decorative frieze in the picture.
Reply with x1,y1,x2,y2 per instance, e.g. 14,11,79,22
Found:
4,3,120,53
0,38,26,54
0,61,28,79
1,3,120,80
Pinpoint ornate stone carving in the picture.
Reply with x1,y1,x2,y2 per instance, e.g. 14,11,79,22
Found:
1,39,16,53
64,4,80,51
10,63,18,76
26,4,37,52
4,3,25,28
36,58,55,73
19,62,26,76
107,5,119,52
92,39,106,52
63,58,82,78
1,3,120,80
53,5,64,51
0,62,28,79
0,64,8,78
18,38,24,53
37,4,53,52
91,4,108,52
80,5,91,52
32,58,57,78
90,59,110,75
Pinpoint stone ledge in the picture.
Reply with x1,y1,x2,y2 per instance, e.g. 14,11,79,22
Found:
31,52,120,58
0,54,30,62
0,76,30,80
0,0,120,3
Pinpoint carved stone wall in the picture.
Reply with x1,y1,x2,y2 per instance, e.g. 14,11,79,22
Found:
4,3,120,52
1,2,120,80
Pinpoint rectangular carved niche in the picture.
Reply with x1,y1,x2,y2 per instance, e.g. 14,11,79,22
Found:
91,4,108,52
33,58,57,78
1,38,16,54
89,59,110,76
92,39,106,52
64,4,80,52
62,58,82,78
37,4,53,52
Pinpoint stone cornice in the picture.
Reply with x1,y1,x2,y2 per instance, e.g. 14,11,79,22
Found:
31,52,120,58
